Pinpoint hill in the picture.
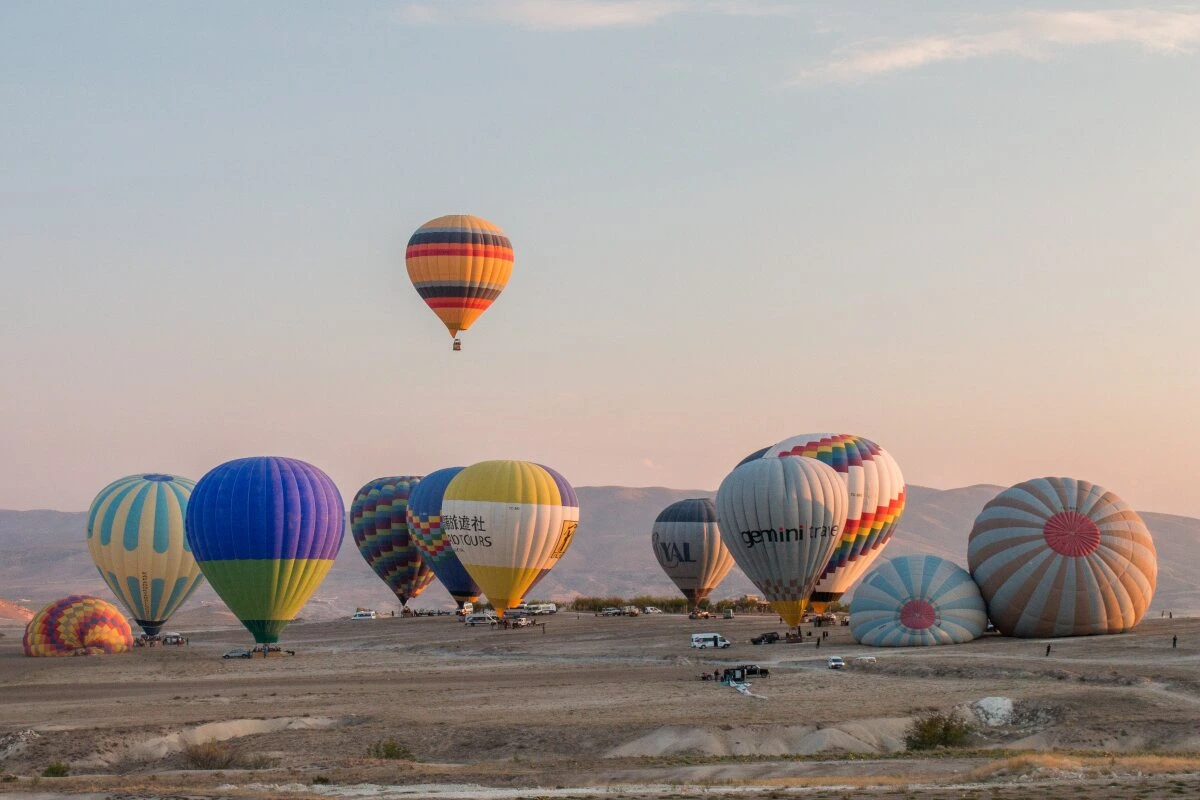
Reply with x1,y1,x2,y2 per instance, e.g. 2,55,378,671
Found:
1,484,1196,623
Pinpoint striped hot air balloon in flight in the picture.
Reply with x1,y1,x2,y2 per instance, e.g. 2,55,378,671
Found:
405,214,513,349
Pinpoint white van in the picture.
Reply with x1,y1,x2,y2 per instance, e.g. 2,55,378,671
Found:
690,633,731,649
530,603,557,615
350,610,377,620
464,612,499,627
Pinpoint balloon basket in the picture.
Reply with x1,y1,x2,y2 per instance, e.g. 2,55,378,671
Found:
452,338,462,351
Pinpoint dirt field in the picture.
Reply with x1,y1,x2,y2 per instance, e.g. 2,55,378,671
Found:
2,612,1199,799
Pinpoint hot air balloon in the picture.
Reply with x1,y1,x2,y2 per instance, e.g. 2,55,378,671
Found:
651,498,734,608
185,456,344,644
968,477,1156,638
23,595,133,657
442,460,578,615
735,446,770,468
850,555,987,646
716,457,848,627
86,473,203,637
406,467,481,608
406,214,513,351
756,434,906,613
350,477,435,608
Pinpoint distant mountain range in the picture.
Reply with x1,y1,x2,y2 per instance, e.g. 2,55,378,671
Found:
1,484,1196,625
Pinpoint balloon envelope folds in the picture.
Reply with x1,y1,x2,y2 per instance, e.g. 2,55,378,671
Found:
86,473,203,636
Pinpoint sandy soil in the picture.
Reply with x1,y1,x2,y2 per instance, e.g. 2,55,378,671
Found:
1,612,1199,798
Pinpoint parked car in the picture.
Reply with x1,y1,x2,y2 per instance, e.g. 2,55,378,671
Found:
751,632,780,645
510,616,532,628
621,605,641,617
739,664,770,677
350,609,377,620
222,648,253,659
688,610,711,620
464,612,499,627
161,632,185,645
598,607,623,616
691,633,731,649
827,656,846,670
642,606,663,614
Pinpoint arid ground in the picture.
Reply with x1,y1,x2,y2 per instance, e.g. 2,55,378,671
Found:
2,612,1199,799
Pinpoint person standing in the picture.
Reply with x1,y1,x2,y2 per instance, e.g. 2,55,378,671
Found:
1173,635,1178,648
1045,644,1052,657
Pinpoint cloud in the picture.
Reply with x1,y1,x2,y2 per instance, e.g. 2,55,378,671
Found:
794,9,1200,84
392,0,685,31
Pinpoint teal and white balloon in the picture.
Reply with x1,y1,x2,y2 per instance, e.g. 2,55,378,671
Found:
850,555,987,646
86,473,203,636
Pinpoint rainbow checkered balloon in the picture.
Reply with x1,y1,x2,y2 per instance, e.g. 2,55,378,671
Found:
23,595,134,657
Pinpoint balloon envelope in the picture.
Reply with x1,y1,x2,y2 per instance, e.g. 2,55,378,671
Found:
407,467,481,607
850,555,987,646
350,476,435,606
759,434,906,611
716,457,848,626
651,498,733,606
185,457,344,643
24,595,133,657
443,460,578,614
968,477,1156,638
86,473,203,636
405,214,513,340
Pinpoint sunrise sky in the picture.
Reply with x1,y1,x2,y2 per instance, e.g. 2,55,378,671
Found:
2,2,1198,515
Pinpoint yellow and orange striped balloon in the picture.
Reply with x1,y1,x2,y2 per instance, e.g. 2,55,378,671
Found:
405,214,513,341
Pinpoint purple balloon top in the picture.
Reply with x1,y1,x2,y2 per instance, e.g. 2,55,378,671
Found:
185,456,344,562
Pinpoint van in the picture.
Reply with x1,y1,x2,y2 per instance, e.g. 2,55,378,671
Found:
350,610,376,620
690,633,731,649
464,612,499,627
530,603,557,615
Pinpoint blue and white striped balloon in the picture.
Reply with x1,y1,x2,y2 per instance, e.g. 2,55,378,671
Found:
850,555,986,646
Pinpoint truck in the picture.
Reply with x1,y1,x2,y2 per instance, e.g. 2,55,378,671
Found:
690,633,731,649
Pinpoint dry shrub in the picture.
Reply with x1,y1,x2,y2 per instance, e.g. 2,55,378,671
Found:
964,753,1082,781
181,740,240,770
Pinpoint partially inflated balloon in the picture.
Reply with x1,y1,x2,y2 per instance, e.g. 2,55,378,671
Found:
443,460,578,614
406,215,513,344
760,434,905,612
24,595,133,657
968,477,1156,638
651,498,733,607
350,477,434,607
86,473,203,636
185,457,344,644
407,467,481,608
716,457,848,626
850,555,986,646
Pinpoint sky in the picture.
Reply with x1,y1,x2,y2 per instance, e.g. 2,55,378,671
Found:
2,1,1198,517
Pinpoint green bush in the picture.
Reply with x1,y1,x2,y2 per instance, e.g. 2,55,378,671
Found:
42,761,70,778
312,775,331,784
367,739,413,760
904,711,973,750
